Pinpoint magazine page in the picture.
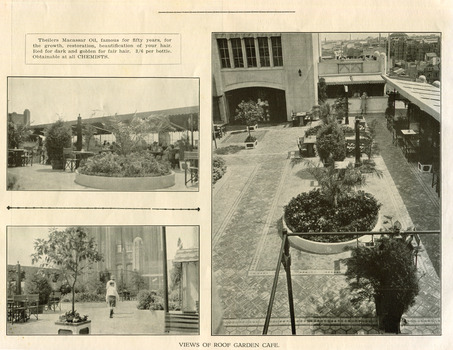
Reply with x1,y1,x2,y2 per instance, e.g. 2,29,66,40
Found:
1,0,452,349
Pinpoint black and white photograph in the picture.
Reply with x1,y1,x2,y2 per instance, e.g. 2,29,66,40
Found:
6,225,200,335
212,32,441,335
7,77,200,191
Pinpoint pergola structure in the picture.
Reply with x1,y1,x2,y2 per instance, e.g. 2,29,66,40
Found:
29,105,199,144
383,76,440,194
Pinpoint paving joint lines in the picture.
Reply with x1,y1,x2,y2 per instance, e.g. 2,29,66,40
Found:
248,157,291,275
212,164,259,249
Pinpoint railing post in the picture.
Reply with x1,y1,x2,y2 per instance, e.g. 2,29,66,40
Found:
263,229,286,335
282,229,296,335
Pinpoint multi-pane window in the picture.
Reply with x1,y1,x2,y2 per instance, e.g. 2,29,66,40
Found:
244,37,257,67
231,38,244,68
271,36,283,66
217,38,231,68
258,37,271,67
217,36,283,69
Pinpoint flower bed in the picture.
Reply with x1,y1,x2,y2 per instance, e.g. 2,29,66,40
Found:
78,151,171,177
284,189,380,243
76,151,175,190
213,156,227,184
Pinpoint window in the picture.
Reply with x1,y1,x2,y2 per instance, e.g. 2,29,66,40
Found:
271,36,283,66
116,244,122,253
258,37,270,67
244,37,257,67
231,38,244,68
217,38,231,68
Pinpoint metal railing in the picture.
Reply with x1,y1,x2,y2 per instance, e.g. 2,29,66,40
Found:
262,228,440,335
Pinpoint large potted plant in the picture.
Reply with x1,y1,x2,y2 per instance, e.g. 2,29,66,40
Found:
316,121,346,166
234,100,266,149
32,227,103,334
44,119,72,169
345,234,419,333
284,162,381,254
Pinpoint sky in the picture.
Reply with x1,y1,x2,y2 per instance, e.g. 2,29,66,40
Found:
8,77,199,125
7,226,198,266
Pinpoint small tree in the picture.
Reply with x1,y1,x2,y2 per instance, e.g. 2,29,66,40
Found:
44,119,72,165
31,227,103,314
345,236,419,333
332,97,349,121
316,122,346,165
234,100,266,139
106,115,154,156
131,270,146,293
307,162,365,207
8,121,31,149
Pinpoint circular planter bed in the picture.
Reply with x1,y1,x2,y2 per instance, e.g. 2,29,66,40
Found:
283,189,381,254
75,171,175,191
282,213,381,254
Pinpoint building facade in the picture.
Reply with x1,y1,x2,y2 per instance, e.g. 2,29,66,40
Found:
212,33,319,124
89,226,164,291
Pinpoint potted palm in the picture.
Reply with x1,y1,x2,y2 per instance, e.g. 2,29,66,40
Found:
44,119,72,170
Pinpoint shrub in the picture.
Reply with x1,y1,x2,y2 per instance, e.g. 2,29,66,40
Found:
7,174,20,190
44,119,72,162
305,125,323,137
316,122,346,164
136,290,164,310
213,156,227,184
214,145,244,155
284,189,380,242
345,237,419,333
61,292,105,303
78,151,171,177
244,135,257,143
25,272,53,306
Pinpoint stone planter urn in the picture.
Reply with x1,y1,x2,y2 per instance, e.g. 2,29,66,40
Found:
55,320,91,335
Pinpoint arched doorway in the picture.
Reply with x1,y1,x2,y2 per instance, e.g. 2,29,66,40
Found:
225,87,287,124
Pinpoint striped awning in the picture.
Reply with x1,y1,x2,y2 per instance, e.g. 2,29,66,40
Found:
322,74,385,85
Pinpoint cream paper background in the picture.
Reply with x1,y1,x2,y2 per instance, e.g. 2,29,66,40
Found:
0,0,451,349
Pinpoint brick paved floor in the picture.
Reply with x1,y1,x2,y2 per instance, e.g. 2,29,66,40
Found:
213,120,441,336
6,301,165,335
7,164,197,191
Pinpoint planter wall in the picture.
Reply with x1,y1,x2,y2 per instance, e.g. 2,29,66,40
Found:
245,140,258,149
282,215,381,255
75,171,175,191
55,320,91,335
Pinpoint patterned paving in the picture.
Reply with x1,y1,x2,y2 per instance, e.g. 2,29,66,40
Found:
212,120,441,335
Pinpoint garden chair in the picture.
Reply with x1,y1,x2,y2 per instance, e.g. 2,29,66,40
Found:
63,147,77,172
184,151,198,186
11,295,30,324
297,137,308,156
21,149,34,166
49,291,62,311
28,294,39,320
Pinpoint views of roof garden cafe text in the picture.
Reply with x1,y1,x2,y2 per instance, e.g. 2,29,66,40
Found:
212,32,440,335
7,77,200,191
